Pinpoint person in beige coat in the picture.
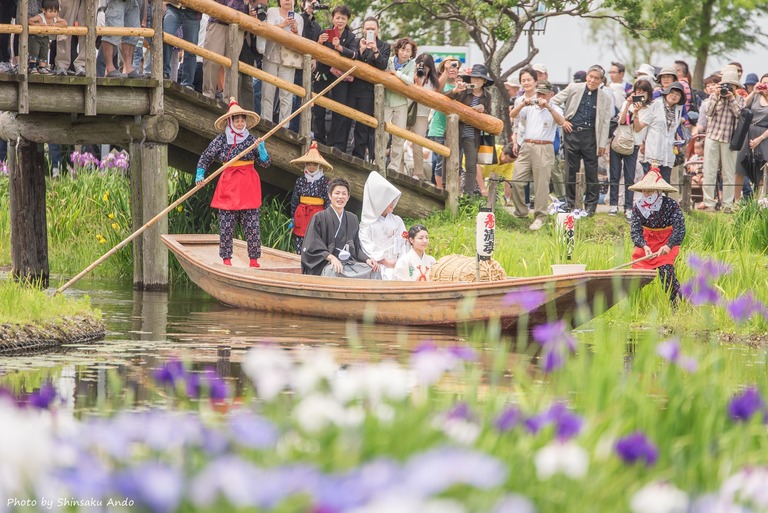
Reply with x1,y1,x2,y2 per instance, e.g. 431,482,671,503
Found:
550,65,613,214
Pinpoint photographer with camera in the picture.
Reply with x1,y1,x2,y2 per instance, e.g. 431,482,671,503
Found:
737,73,768,196
407,54,440,180
261,0,304,123
314,5,358,149
508,80,565,230
701,69,745,212
347,17,389,161
426,57,461,189
287,0,325,131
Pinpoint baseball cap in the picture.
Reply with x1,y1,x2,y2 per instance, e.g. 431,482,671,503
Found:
535,80,553,94
573,70,586,83
532,63,548,74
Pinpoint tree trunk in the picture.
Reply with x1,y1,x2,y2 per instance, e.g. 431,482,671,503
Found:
9,138,49,286
692,0,715,89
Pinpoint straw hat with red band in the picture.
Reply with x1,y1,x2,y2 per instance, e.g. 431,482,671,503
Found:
290,141,333,171
629,166,677,193
214,97,260,132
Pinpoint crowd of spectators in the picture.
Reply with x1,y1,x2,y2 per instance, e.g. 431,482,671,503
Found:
1,1,766,214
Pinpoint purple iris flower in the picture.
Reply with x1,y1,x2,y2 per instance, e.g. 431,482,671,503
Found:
445,402,475,421
495,405,523,432
228,411,279,449
413,341,438,353
448,345,478,361
525,402,583,441
153,359,186,387
615,432,659,466
656,339,698,372
727,293,768,323
680,277,721,306
687,254,732,280
28,383,58,409
532,320,577,372
727,387,765,422
203,366,228,401
402,446,507,497
502,288,548,311
114,463,183,513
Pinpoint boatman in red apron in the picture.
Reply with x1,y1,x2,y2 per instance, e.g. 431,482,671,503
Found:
289,141,331,254
196,98,271,268
629,166,686,304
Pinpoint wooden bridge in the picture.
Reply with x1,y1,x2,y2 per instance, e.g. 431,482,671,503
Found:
0,0,502,289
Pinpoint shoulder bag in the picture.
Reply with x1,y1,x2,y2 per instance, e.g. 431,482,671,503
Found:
610,113,635,155
729,107,753,151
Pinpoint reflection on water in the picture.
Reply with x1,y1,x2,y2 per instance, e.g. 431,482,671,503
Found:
0,279,471,411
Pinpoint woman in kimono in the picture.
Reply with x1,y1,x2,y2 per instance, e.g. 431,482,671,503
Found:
629,167,686,304
196,98,271,268
393,225,436,282
290,142,331,254
358,171,407,280
301,177,381,279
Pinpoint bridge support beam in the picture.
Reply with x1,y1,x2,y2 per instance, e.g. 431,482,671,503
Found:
8,138,49,286
130,142,169,290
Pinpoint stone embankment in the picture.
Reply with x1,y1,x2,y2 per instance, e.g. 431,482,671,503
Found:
0,315,106,354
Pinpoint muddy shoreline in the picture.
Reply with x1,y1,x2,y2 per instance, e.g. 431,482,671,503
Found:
0,314,106,355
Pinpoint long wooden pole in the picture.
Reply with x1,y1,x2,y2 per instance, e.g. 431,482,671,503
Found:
610,251,661,271
54,67,357,295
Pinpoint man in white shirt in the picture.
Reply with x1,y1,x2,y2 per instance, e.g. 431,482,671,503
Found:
508,80,566,230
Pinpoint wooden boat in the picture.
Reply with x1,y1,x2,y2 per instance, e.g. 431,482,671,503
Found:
162,234,657,331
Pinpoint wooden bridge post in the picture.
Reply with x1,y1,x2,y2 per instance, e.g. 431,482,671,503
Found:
149,0,165,115
8,138,49,286
85,0,97,115
129,142,169,290
373,84,386,175
225,24,243,102
445,114,460,215
299,54,312,151
17,0,29,114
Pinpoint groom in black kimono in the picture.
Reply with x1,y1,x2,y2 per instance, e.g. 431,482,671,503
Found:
301,177,381,278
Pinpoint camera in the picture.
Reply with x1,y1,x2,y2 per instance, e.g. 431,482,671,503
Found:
450,61,459,69
416,63,425,78
632,95,644,103
311,1,330,9
756,83,768,91
250,2,267,21
720,84,731,97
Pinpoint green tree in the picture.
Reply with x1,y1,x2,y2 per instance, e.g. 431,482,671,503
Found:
651,0,768,88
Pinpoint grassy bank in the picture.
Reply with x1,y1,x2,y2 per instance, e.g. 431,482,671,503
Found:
0,278,98,325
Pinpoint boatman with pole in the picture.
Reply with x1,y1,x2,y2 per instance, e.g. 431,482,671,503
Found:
629,166,686,305
196,98,271,268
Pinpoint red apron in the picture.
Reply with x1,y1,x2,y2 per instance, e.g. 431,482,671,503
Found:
632,226,679,269
293,196,325,237
211,161,262,210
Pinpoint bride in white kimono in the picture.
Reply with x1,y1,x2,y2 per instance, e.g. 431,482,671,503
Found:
359,172,408,280
394,224,436,281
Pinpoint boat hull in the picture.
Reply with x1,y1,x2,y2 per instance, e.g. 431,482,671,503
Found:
162,234,656,331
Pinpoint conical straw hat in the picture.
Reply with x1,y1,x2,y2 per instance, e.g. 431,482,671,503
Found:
629,166,677,193
214,97,260,132
290,141,333,171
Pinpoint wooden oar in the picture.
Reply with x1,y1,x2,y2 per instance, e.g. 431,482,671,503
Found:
54,66,358,295
610,251,661,270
